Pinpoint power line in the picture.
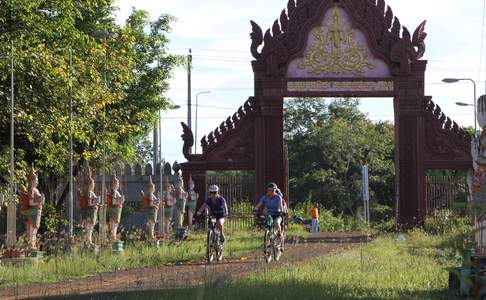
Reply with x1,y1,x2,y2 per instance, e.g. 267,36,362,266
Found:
169,47,248,54
181,103,238,110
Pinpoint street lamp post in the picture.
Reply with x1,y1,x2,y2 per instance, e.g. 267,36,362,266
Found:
68,49,74,239
6,40,16,249
442,78,477,133
195,91,211,154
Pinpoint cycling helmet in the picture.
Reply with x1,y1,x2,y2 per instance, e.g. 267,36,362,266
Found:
209,184,219,193
266,182,278,190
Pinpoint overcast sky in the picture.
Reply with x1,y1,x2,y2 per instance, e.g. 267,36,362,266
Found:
114,0,486,164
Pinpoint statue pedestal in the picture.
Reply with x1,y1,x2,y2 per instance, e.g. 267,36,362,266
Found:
111,241,124,253
25,250,45,259
1,250,44,265
81,243,100,255
0,257,41,265
147,240,160,248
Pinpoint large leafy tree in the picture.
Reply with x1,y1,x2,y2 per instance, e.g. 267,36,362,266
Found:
0,0,181,205
285,98,395,217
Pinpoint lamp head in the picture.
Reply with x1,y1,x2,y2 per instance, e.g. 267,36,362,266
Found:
442,78,460,83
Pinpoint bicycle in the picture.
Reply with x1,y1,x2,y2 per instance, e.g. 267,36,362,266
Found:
205,215,224,263
257,213,284,263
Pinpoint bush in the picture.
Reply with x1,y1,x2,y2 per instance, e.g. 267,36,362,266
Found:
121,202,140,220
372,218,396,233
40,203,68,234
424,209,472,235
318,209,366,232
370,203,394,222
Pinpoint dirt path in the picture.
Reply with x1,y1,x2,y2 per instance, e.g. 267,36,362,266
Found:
0,233,370,300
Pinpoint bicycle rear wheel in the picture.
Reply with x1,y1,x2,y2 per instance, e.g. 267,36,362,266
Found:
207,230,215,263
273,238,282,262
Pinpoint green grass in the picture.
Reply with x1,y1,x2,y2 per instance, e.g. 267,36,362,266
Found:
0,226,270,288
126,229,460,300
0,225,309,289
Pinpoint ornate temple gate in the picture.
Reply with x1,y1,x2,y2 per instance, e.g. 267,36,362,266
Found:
180,0,472,228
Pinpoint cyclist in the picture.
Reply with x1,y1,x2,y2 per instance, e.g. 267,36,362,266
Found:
196,184,228,243
275,186,288,230
254,182,285,245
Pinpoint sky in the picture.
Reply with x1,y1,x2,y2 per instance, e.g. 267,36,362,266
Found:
114,0,486,164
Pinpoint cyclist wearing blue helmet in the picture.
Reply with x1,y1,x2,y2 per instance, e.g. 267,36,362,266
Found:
254,182,285,244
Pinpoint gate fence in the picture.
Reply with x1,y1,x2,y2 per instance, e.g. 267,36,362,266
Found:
206,173,255,229
426,175,468,216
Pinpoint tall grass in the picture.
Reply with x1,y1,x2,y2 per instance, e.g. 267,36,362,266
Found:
0,227,267,288
140,229,464,300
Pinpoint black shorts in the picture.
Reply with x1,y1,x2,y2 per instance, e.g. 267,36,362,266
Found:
211,213,225,220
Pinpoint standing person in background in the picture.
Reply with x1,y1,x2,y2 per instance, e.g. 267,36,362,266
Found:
310,203,319,233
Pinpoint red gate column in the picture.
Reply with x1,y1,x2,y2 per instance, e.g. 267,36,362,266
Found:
254,96,285,203
395,62,427,229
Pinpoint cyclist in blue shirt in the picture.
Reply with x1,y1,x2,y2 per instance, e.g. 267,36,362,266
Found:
254,182,285,243
197,185,228,242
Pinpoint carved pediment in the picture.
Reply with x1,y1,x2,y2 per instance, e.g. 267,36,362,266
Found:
287,6,391,78
250,0,427,77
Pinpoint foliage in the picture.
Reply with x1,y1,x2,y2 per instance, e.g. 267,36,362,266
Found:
285,98,395,217
292,198,367,232
135,138,153,165
0,1,182,208
39,203,67,234
120,201,140,221
423,209,473,237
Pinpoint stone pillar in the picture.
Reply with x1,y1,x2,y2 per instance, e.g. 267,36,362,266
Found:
254,96,285,203
6,195,16,248
395,63,427,229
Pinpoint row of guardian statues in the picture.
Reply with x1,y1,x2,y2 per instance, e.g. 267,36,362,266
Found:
77,166,199,247
1,164,199,252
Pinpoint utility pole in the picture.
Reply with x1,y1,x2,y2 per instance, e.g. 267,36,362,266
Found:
68,49,74,239
158,109,164,237
153,126,158,168
6,40,16,249
187,49,192,154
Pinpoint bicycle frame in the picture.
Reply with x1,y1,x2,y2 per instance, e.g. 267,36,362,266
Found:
206,215,223,263
257,214,283,263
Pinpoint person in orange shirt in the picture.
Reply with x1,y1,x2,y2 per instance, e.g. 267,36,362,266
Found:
310,203,319,233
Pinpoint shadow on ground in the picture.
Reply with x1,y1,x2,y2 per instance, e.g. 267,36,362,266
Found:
41,280,457,300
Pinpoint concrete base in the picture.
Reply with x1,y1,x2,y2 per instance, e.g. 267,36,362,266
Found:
0,256,41,265
80,243,100,255
25,250,45,258
111,241,124,253
147,240,160,248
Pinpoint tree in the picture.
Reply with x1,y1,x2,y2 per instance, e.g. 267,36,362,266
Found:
0,0,182,206
285,98,395,217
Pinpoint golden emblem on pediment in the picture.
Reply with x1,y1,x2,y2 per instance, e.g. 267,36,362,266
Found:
298,7,375,75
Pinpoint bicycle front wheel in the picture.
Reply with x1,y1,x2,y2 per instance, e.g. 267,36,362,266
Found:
216,237,224,262
207,230,215,263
